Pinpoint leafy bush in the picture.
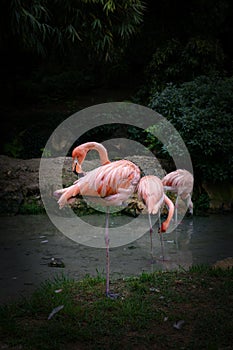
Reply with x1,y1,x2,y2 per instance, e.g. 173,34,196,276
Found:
1,0,145,61
148,75,233,183
3,131,25,158
192,193,210,215
39,70,96,98
146,37,225,88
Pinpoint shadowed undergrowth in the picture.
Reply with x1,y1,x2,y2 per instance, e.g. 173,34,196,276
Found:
0,266,232,350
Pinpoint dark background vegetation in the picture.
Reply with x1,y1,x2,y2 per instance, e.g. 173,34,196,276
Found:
0,5,233,348
1,0,233,187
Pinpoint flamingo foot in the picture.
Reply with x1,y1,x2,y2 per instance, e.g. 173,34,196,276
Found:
149,257,157,265
155,254,171,262
106,291,120,299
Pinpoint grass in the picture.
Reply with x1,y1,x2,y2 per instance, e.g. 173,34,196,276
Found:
18,202,45,215
18,196,46,215
0,266,232,350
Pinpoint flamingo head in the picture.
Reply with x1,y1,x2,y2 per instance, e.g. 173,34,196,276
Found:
72,145,88,175
158,222,168,233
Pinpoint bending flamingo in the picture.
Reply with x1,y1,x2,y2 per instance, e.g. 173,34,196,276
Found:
137,175,175,260
72,142,174,258
54,142,141,298
162,169,194,222
72,142,111,176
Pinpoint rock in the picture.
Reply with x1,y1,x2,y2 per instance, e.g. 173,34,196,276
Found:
213,257,233,269
202,182,233,211
1,155,233,214
0,155,166,214
0,191,24,215
0,155,39,214
48,257,65,268
124,155,166,178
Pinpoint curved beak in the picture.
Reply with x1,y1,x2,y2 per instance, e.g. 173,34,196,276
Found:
72,159,82,176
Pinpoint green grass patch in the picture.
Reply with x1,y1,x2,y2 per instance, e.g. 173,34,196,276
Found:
0,267,232,349
19,200,45,215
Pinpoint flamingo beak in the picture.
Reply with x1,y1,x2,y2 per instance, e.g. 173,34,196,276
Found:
73,167,79,177
72,158,82,176
158,223,166,233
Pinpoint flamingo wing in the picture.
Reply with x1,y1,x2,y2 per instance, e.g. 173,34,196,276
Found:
162,169,193,196
138,175,165,214
54,159,141,208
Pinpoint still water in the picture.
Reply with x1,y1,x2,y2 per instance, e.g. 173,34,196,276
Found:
78,212,233,265
0,213,233,302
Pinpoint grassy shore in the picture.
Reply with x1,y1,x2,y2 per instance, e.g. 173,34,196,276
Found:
0,266,232,350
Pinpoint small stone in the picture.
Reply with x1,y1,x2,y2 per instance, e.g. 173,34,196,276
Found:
48,258,65,268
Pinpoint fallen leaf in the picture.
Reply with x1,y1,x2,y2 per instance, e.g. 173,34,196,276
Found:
173,320,185,330
54,289,63,293
175,280,183,285
149,287,160,293
48,305,64,320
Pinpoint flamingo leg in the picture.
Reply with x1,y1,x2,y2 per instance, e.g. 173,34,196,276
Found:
175,196,178,224
105,207,110,297
158,209,165,261
105,208,119,299
148,213,153,258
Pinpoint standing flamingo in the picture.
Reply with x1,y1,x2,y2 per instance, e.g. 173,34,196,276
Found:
54,142,141,298
162,169,194,222
72,142,174,258
137,175,175,260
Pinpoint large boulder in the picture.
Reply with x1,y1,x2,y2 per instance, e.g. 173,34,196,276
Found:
0,155,166,215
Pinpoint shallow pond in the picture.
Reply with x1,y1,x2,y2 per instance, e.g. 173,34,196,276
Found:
0,213,232,303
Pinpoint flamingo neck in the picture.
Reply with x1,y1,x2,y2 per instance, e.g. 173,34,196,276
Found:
161,195,175,232
84,142,110,165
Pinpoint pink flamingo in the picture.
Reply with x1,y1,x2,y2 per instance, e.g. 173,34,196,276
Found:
162,169,194,222
54,142,175,296
137,175,175,260
54,142,141,298
71,142,110,176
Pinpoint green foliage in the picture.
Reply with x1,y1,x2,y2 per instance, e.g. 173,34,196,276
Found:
3,130,25,158
193,193,210,215
19,199,45,215
77,123,147,146
146,37,225,88
8,0,54,56
1,0,145,61
40,148,52,157
38,70,95,97
148,75,233,183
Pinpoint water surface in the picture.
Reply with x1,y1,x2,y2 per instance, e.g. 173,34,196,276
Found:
0,213,232,303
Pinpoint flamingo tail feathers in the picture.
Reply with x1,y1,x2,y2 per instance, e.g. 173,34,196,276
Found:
54,184,81,209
